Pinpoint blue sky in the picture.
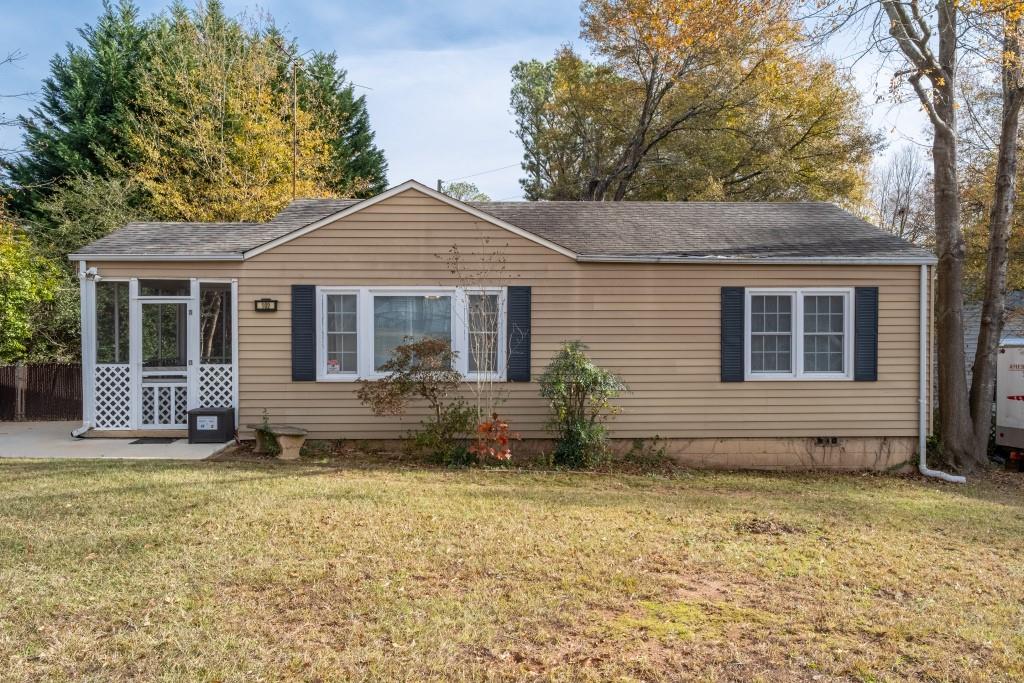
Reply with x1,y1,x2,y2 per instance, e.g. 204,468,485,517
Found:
1,1,924,201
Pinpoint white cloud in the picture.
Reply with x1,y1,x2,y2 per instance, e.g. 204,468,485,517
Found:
343,39,565,200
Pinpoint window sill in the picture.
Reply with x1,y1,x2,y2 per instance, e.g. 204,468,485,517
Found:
314,374,507,383
745,374,853,381
316,374,360,382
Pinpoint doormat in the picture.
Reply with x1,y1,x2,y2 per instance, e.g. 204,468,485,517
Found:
130,437,179,445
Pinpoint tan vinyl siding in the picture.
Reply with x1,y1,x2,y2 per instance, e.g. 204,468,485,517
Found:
90,189,927,440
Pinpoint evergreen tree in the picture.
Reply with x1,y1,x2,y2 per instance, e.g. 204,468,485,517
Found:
2,1,149,216
301,52,388,197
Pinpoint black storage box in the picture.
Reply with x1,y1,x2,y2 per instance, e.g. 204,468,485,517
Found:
187,407,235,444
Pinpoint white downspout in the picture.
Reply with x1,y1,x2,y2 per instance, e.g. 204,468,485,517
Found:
919,263,966,483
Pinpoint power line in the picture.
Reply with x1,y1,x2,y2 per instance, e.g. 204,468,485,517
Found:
447,163,520,183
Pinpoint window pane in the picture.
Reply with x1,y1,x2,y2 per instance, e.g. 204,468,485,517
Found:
802,295,845,374
139,279,190,297
468,294,500,373
749,294,793,374
200,283,231,364
373,295,452,370
325,294,357,374
96,281,129,364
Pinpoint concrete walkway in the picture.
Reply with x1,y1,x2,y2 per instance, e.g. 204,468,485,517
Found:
0,422,224,460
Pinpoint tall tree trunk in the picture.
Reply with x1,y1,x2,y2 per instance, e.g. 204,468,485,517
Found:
932,117,976,468
928,0,977,469
968,19,1024,465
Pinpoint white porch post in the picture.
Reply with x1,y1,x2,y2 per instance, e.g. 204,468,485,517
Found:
78,261,95,431
187,278,200,411
128,278,141,430
231,279,239,427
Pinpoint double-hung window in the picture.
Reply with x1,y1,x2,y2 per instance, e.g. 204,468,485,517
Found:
315,287,506,381
467,293,501,375
745,288,853,380
323,291,359,376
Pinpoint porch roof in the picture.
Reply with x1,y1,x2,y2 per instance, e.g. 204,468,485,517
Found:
69,200,362,260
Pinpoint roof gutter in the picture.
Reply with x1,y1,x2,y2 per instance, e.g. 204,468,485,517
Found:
68,253,244,262
576,254,938,266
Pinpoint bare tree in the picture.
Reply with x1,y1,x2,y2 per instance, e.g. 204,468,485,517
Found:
870,145,933,244
441,232,516,422
809,0,1023,470
1,50,29,162
966,7,1024,464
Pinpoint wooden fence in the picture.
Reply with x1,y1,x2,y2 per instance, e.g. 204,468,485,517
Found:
0,363,82,421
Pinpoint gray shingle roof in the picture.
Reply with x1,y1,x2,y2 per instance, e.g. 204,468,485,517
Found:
71,195,933,262
475,201,933,260
72,199,361,258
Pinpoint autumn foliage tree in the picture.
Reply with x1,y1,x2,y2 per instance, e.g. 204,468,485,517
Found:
131,4,331,222
512,0,878,202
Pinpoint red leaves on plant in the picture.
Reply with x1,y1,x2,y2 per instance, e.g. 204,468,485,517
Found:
469,412,520,462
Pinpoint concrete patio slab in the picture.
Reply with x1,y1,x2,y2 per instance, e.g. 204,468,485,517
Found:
0,422,225,460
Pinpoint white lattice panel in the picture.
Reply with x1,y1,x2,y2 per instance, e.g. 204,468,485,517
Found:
141,383,187,427
94,364,130,430
174,388,187,424
141,386,155,425
158,387,173,424
199,364,233,408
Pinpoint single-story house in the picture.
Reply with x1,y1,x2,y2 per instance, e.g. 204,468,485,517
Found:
70,179,937,469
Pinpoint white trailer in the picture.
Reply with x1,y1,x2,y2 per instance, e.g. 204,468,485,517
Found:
996,337,1024,451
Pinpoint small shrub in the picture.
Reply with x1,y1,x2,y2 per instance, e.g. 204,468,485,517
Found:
356,338,463,420
552,420,610,469
357,338,473,463
406,400,477,466
300,439,335,459
254,409,280,456
624,435,669,466
539,341,627,468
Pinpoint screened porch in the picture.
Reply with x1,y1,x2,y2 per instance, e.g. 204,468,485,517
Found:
81,275,238,432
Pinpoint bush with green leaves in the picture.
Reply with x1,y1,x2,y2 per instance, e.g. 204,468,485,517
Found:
0,225,60,362
408,402,477,466
539,341,627,468
357,337,475,465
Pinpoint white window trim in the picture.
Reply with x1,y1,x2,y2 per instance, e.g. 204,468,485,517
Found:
315,286,508,383
744,287,855,381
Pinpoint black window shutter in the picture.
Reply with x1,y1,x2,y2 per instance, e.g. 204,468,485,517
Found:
721,287,745,382
854,287,879,381
291,285,316,381
507,286,532,382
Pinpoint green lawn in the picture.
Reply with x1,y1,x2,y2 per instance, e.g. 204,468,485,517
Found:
0,458,1022,681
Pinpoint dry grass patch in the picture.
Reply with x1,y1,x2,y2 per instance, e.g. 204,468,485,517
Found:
0,459,1022,681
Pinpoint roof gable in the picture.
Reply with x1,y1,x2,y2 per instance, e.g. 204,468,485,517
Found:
241,180,578,260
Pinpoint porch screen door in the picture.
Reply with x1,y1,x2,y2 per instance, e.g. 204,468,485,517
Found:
134,293,197,429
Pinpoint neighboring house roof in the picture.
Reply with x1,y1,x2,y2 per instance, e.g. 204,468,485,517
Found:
963,291,1024,380
70,179,935,263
